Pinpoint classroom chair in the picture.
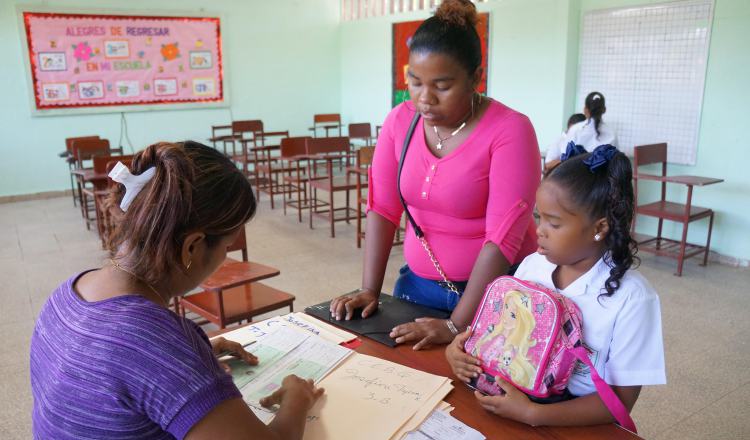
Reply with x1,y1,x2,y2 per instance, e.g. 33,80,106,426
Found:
632,143,723,276
71,138,111,221
280,136,317,222
348,123,376,150
64,136,100,207
308,113,342,138
208,123,234,150
178,227,295,329
308,137,359,237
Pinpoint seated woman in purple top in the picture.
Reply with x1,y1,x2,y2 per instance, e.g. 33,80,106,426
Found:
30,141,323,440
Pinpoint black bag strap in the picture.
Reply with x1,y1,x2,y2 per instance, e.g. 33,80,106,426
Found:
397,112,423,238
395,112,460,295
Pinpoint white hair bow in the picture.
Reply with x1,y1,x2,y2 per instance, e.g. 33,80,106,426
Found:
108,161,156,211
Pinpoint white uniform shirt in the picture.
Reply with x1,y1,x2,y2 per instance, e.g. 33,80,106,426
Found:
514,252,666,396
545,119,618,163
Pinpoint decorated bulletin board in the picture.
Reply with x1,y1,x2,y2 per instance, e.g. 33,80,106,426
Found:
392,13,489,107
21,10,224,114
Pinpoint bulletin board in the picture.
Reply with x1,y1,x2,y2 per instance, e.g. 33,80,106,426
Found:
20,9,226,115
576,0,714,165
392,13,489,107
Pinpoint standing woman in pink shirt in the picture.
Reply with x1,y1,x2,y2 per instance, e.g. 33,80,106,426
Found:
330,0,540,349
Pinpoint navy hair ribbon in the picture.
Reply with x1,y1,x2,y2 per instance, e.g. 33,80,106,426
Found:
561,141,586,162
583,144,618,172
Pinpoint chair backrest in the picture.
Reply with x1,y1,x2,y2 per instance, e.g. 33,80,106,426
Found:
280,137,311,157
348,123,372,140
357,146,375,168
66,135,100,157
74,139,110,165
307,136,350,155
232,120,263,135
94,154,134,174
314,113,341,124
633,143,669,206
226,226,249,261
633,143,668,169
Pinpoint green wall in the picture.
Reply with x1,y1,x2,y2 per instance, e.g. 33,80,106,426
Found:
0,0,341,196
339,0,749,263
2,0,748,262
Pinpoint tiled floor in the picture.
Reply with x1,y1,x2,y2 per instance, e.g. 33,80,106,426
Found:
1,195,749,439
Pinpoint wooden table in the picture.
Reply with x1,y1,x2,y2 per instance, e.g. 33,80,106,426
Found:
212,319,640,440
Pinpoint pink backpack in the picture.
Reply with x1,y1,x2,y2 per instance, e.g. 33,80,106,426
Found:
464,276,637,433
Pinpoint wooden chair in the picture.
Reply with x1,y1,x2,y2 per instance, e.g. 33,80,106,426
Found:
81,155,132,233
348,147,405,249
280,136,316,222
178,228,295,329
349,146,374,248
64,136,100,206
72,138,111,221
208,123,233,150
225,120,263,164
308,137,359,237
308,113,342,138
632,143,723,276
251,130,294,209
348,123,375,150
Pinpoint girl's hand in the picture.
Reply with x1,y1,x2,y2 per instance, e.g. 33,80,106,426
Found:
445,328,483,382
260,375,325,412
474,377,537,425
390,317,454,350
211,337,258,373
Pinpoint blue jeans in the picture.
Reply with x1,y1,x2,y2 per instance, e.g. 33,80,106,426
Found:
393,265,468,311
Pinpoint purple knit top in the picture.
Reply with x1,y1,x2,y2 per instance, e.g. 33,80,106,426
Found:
30,271,241,439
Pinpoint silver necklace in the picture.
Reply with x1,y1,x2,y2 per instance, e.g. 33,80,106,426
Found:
432,94,481,150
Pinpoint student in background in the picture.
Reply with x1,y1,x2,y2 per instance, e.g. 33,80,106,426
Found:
545,92,617,171
31,142,323,440
544,113,586,172
446,145,665,427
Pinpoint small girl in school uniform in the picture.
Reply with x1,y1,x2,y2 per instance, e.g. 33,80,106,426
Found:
545,92,618,171
545,112,586,167
446,145,666,427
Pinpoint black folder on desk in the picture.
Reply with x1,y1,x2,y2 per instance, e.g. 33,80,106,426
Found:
304,293,450,347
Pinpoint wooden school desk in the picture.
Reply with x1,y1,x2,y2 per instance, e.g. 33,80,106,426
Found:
211,319,640,440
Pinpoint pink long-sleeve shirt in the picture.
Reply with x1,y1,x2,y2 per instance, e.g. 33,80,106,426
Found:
368,100,540,281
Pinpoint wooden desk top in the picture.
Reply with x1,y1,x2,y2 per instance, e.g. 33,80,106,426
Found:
313,320,639,440
71,168,109,183
200,259,280,291
636,173,724,186
211,316,639,440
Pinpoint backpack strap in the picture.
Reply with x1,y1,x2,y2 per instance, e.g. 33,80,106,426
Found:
571,346,638,434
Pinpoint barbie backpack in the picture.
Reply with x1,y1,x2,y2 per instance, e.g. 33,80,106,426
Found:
464,276,637,433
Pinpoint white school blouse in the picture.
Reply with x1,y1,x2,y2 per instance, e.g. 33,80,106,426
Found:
545,119,618,163
514,252,666,396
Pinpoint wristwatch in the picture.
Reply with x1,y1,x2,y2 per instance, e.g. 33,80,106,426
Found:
446,319,460,335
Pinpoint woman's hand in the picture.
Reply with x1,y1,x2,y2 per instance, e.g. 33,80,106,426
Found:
474,378,537,425
390,317,455,350
330,288,379,321
260,375,325,412
445,328,483,382
211,337,258,374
